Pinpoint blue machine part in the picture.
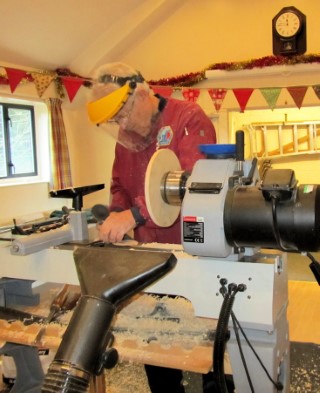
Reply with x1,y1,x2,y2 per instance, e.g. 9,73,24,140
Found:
199,144,236,158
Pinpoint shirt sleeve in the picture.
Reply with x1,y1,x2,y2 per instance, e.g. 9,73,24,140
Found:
109,147,132,212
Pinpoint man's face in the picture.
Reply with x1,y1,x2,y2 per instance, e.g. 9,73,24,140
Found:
111,90,154,138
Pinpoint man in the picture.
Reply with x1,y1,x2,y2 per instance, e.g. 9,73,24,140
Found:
87,62,217,393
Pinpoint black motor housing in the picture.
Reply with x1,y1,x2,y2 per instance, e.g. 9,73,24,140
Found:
224,184,320,252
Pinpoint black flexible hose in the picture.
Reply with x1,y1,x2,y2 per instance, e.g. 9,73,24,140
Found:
213,284,237,393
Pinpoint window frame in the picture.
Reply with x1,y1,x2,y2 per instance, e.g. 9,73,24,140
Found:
0,95,50,187
0,102,38,179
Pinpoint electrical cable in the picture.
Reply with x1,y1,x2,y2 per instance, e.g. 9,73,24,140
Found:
230,312,255,393
213,293,232,392
213,281,247,393
306,252,320,285
231,311,284,392
270,197,295,253
213,281,236,393
215,278,284,392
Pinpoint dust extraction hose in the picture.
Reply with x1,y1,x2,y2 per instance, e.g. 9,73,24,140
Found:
41,296,115,392
41,246,177,392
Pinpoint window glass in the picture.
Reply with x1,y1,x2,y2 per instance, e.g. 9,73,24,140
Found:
7,106,37,176
0,97,50,185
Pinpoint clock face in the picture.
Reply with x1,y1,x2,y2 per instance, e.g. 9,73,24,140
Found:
275,11,301,38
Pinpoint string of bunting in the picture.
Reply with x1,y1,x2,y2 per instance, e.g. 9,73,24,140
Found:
152,85,320,112
0,66,92,102
1,54,320,110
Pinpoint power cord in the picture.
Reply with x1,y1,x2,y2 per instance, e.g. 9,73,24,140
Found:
230,311,254,392
230,311,284,392
213,280,246,393
215,278,284,392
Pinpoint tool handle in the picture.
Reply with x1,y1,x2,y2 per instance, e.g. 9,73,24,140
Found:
50,284,70,314
34,284,71,345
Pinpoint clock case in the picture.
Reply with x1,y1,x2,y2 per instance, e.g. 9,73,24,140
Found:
272,6,306,56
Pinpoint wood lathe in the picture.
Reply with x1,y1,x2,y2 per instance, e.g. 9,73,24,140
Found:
1,131,320,392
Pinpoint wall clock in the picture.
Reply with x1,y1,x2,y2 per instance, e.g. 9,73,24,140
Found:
272,6,306,56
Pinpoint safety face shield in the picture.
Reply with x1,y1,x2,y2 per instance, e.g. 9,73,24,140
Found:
88,75,158,152
87,83,132,124
97,121,158,152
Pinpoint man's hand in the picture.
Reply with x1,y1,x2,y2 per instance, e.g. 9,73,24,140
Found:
97,210,136,243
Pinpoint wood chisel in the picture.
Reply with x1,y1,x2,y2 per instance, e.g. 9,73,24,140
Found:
33,284,70,344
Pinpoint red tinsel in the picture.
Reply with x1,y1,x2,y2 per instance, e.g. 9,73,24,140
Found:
148,71,205,87
2,53,320,97
55,68,92,87
148,54,320,87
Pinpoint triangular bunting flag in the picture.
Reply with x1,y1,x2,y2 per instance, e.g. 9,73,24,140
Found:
260,87,281,110
61,76,84,102
31,72,55,97
0,76,9,85
312,85,320,100
5,67,28,93
208,88,227,112
232,88,254,112
287,86,308,109
182,88,200,102
151,85,173,98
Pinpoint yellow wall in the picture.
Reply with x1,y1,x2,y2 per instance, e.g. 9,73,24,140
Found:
120,0,320,79
1,0,320,223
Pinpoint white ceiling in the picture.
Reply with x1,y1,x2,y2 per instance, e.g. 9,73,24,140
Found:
0,0,182,76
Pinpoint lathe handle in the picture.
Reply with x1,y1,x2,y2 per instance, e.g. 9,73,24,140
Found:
235,130,245,162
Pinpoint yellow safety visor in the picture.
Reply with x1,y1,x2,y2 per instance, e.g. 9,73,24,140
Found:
87,83,132,124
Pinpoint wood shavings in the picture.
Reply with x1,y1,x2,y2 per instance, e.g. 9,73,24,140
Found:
105,361,151,393
290,342,320,393
114,293,215,348
112,293,216,373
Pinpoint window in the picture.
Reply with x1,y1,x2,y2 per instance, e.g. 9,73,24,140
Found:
0,96,50,186
0,103,37,178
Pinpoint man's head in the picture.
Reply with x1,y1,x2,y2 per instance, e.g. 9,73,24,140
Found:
88,62,161,151
88,63,152,124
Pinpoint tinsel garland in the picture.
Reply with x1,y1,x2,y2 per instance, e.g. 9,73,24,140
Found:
148,54,320,87
54,68,92,98
1,53,320,95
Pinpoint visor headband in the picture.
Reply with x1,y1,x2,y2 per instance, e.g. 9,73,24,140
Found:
98,72,145,89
